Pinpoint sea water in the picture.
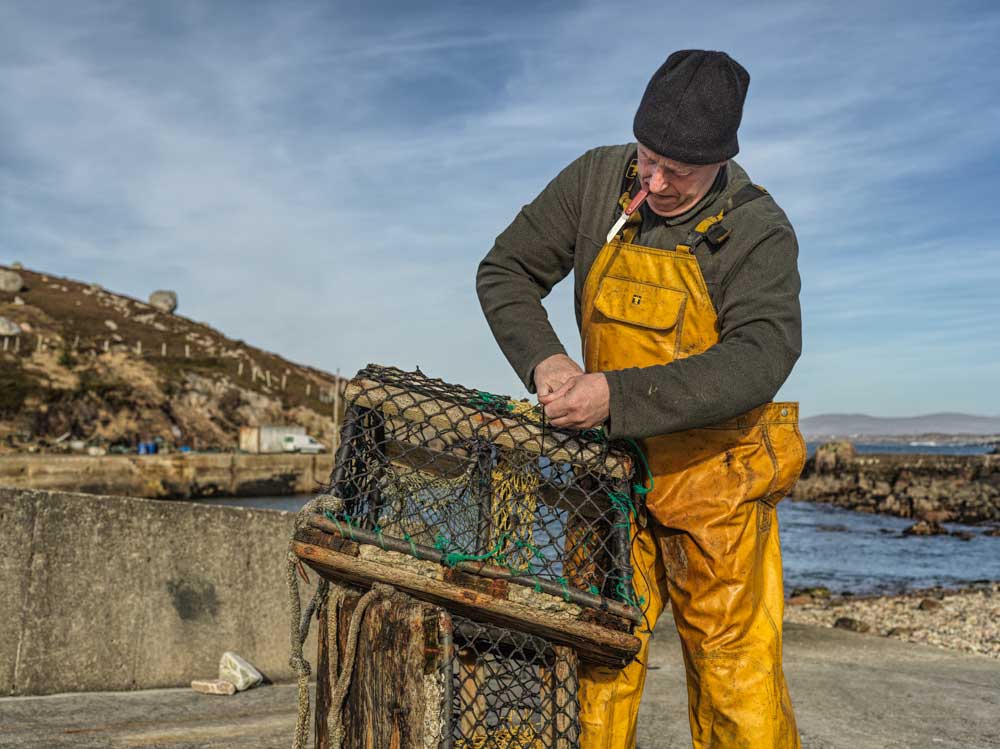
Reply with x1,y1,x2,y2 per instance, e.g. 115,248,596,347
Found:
199,443,998,596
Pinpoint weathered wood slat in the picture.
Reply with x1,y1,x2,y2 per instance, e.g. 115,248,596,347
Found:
315,585,450,748
345,378,631,478
299,516,642,623
293,539,641,667
552,645,579,749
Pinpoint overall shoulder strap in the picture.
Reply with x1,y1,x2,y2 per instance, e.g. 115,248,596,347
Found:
681,182,768,253
613,151,643,243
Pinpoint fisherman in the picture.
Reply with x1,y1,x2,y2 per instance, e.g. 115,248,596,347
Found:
477,50,806,748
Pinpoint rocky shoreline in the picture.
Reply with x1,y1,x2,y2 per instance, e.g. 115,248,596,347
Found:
784,582,999,658
792,441,999,525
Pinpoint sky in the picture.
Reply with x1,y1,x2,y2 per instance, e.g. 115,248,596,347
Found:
2,0,999,417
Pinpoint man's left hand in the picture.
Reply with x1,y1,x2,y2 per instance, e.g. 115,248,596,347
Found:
538,373,610,430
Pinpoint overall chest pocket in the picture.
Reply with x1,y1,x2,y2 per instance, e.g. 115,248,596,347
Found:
587,276,688,372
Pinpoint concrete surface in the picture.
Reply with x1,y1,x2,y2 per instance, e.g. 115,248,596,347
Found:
1,619,996,748
0,488,317,696
636,620,1000,749
0,452,333,499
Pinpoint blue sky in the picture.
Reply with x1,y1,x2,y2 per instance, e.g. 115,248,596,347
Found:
2,0,998,416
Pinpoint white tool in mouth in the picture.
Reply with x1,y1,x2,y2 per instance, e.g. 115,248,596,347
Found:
606,186,650,243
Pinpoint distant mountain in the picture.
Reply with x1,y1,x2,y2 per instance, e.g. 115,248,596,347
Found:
800,412,1000,438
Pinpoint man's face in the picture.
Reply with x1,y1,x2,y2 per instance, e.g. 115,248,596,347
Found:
636,143,724,217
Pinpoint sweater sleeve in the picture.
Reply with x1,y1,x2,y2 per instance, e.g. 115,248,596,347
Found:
603,224,802,439
476,152,589,392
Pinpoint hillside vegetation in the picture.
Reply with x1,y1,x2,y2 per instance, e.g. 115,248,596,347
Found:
0,265,343,453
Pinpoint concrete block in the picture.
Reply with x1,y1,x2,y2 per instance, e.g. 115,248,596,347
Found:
0,487,318,696
191,678,236,695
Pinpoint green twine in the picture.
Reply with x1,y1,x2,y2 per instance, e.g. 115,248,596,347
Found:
325,510,356,541
433,533,545,577
557,577,571,602
626,437,655,495
403,532,418,558
468,390,514,413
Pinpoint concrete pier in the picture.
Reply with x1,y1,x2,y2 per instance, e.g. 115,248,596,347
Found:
0,452,333,500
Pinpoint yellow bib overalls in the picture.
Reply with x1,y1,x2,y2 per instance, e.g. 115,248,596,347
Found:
576,191,805,748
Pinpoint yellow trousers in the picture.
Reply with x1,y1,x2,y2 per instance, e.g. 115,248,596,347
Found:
578,406,802,748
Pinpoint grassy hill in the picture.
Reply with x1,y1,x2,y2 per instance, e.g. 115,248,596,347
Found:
0,265,344,453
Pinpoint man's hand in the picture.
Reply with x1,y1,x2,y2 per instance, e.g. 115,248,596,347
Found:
533,354,584,397
538,373,610,430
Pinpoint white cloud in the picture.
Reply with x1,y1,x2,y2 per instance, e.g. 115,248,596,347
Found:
2,0,998,416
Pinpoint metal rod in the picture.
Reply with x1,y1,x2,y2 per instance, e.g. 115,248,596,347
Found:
305,513,642,623
330,405,363,496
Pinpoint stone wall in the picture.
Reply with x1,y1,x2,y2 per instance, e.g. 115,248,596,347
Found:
0,488,318,696
0,452,334,499
792,442,999,523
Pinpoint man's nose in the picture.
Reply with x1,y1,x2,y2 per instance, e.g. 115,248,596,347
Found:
648,168,670,193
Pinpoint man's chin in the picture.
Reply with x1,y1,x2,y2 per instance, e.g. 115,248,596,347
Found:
647,198,681,217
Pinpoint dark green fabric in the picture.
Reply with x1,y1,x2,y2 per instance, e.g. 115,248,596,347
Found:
476,143,802,440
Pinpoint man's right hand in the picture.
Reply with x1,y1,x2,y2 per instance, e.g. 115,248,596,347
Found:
533,353,585,397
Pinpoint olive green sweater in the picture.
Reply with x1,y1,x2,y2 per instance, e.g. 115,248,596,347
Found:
476,143,801,439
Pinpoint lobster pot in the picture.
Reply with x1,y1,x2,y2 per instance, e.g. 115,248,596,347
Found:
323,364,642,622
315,584,579,749
451,616,579,749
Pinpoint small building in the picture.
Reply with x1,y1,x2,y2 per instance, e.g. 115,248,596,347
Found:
239,425,306,454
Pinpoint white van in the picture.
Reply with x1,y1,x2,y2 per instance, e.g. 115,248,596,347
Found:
281,434,327,454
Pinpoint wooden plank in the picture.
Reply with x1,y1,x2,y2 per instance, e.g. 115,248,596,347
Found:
345,378,632,478
457,650,487,740
552,645,579,749
297,518,643,623
316,586,449,748
293,539,640,667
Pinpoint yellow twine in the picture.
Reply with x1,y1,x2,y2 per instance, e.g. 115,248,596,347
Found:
488,452,538,571
454,723,544,749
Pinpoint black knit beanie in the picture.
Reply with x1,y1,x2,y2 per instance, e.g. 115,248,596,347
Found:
633,50,750,165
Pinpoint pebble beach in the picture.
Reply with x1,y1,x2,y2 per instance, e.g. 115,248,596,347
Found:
784,582,1000,658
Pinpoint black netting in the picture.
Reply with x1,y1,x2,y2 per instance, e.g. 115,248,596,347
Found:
319,364,644,618
449,616,579,749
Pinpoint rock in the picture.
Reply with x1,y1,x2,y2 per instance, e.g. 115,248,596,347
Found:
886,626,915,637
104,320,118,331
191,679,236,696
787,595,813,606
219,651,262,691
918,598,943,611
834,616,871,633
86,446,107,457
950,531,975,541
0,269,24,292
903,519,948,536
0,316,21,336
922,510,954,523
790,585,831,599
149,290,178,313
11,262,23,269
816,524,850,533
813,440,856,473
983,527,1000,537
13,296,24,305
